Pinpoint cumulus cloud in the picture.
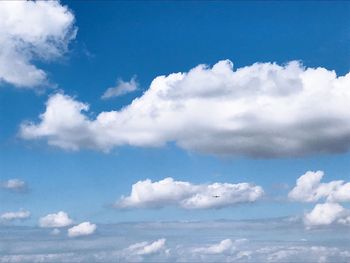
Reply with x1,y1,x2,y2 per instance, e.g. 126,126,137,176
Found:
67,222,96,237
0,209,30,221
304,202,350,227
115,177,263,209
0,1,76,88
101,76,138,99
288,171,350,203
19,60,350,157
0,179,26,192
39,211,73,228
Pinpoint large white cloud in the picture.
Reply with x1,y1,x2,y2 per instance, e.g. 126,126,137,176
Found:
0,209,30,221
304,202,350,226
39,211,73,228
115,177,263,209
288,171,350,203
20,60,350,157
0,1,76,88
67,222,96,237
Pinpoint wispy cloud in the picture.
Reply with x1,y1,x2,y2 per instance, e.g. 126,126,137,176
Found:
101,76,138,99
0,179,26,192
0,209,30,222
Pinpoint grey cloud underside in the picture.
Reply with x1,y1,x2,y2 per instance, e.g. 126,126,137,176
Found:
20,60,350,158
1,219,350,263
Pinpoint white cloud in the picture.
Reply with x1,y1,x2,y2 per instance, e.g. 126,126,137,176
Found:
67,222,96,237
101,76,138,99
0,179,26,191
0,209,30,221
304,202,350,226
192,239,238,254
39,211,73,228
20,60,350,157
115,177,263,209
126,238,167,256
288,171,350,203
0,1,76,88
263,246,350,263
2,245,350,263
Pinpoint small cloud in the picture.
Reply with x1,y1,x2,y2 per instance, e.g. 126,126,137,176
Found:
67,222,96,237
126,238,167,256
101,76,138,99
192,239,235,254
0,209,30,221
39,211,73,228
1,179,26,192
50,228,61,235
191,239,248,255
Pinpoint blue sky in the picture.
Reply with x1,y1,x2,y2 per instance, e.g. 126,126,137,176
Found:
1,1,350,261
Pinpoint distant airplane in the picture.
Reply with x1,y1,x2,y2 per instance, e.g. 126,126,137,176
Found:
212,195,220,198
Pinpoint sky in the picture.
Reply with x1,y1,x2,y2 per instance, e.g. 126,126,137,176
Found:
1,1,350,262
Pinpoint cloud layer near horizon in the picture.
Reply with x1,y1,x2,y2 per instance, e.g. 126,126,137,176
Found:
115,177,263,209
0,1,76,88
2,220,350,263
20,60,350,157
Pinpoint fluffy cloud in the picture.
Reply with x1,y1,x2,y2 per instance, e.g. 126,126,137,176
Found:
101,76,138,99
20,60,350,157
67,222,96,237
39,211,73,228
288,171,350,202
0,179,26,191
0,209,30,221
304,203,350,226
0,1,76,88
115,177,263,209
